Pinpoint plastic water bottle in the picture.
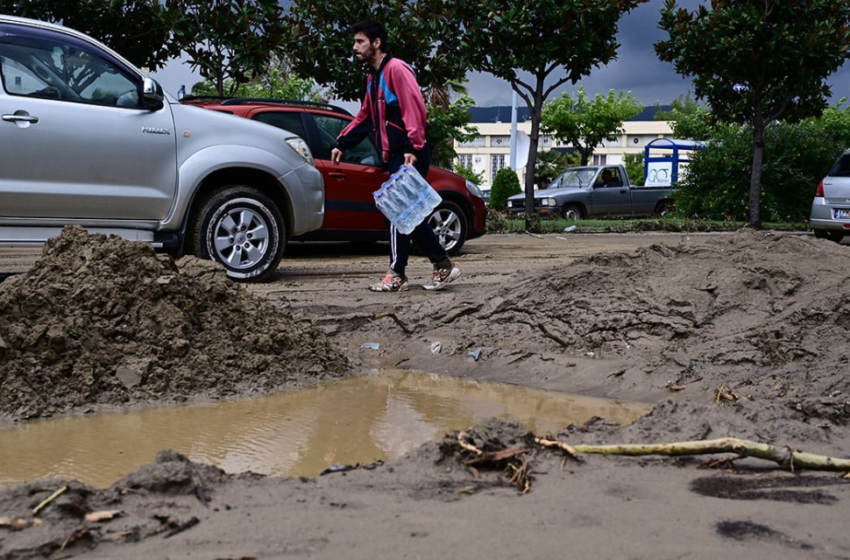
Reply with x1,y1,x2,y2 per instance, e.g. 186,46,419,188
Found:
373,165,441,234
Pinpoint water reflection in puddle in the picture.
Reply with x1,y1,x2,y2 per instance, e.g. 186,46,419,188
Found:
0,370,651,489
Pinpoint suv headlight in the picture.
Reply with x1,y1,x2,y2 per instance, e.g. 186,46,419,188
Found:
465,180,483,199
540,198,557,207
285,137,314,166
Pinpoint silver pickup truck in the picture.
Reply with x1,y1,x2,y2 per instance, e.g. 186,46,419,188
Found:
0,15,324,282
506,164,675,220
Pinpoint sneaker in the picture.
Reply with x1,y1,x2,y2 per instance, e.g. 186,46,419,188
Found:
423,265,461,291
369,269,409,292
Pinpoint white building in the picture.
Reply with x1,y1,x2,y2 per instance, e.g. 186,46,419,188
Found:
455,106,673,188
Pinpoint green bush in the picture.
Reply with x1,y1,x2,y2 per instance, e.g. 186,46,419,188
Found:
675,115,850,222
489,167,522,211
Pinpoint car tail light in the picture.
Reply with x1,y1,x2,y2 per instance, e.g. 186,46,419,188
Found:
815,180,824,197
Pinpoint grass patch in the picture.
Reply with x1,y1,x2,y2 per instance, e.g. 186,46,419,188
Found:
485,210,809,235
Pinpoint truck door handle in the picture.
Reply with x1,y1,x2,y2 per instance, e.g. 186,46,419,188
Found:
2,114,39,124
328,171,347,180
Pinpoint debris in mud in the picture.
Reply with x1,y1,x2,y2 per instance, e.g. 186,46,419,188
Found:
0,226,351,422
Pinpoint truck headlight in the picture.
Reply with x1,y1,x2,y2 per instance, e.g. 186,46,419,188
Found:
540,198,557,207
285,137,314,166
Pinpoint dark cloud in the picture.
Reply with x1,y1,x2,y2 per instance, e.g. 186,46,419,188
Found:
154,0,850,110
465,0,850,108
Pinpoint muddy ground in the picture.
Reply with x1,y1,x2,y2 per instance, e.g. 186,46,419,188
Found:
1,228,849,559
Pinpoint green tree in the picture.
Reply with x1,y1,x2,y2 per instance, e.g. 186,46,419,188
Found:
540,87,643,165
454,0,647,219
425,81,479,169
453,163,484,186
623,153,645,187
675,102,850,222
3,0,178,70
170,0,288,97
656,0,850,229
284,0,468,101
489,167,522,211
283,1,476,169
653,91,702,121
534,150,574,188
190,54,325,101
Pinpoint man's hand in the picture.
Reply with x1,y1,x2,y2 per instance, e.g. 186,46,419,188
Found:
331,148,343,165
403,153,417,167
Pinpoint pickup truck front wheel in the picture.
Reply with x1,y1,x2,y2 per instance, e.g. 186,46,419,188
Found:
189,186,286,283
561,203,584,221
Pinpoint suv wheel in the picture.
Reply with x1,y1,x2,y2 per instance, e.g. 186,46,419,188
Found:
190,186,286,282
428,200,467,255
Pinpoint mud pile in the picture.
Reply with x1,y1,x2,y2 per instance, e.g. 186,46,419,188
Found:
0,227,350,421
356,231,849,425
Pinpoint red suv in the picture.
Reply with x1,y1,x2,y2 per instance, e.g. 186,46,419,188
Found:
181,97,487,254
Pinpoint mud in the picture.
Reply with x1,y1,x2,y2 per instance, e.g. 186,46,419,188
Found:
1,228,849,560
0,226,350,422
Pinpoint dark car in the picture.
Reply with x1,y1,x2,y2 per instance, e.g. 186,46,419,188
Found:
181,97,487,254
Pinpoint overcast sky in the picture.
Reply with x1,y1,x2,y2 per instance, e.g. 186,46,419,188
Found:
151,0,850,110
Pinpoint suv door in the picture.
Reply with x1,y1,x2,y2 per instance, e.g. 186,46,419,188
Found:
0,23,177,221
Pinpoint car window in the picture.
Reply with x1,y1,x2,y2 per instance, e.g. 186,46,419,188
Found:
313,114,380,166
596,168,623,187
0,28,141,108
828,154,850,177
252,111,308,140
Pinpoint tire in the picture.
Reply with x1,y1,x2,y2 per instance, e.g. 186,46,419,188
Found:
189,186,286,282
655,200,675,216
813,229,845,243
427,200,468,255
561,203,584,221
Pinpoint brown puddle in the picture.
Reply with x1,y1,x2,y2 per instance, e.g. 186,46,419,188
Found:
0,370,651,489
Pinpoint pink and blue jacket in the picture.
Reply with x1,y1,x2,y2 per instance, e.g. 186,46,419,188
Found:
336,54,428,163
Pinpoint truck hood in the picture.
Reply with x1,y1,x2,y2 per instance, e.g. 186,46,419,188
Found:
507,185,588,200
170,101,310,172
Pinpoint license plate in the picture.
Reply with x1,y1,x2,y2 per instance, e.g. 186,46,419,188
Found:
834,208,850,219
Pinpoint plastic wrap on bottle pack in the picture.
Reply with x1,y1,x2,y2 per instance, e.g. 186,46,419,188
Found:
372,165,441,234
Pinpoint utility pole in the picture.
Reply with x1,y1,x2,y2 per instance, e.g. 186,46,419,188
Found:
509,90,518,170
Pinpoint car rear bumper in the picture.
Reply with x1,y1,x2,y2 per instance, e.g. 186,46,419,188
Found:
810,198,850,231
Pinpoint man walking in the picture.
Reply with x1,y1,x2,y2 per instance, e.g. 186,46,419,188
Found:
331,20,461,292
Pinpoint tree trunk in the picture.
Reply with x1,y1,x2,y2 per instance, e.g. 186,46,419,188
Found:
749,104,764,229
522,80,545,233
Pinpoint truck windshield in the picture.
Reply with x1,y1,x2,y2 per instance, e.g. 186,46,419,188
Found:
552,169,596,188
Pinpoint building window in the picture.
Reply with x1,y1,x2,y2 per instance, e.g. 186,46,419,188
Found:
491,154,506,182
491,135,511,146
592,154,607,165
457,154,473,169
459,136,486,147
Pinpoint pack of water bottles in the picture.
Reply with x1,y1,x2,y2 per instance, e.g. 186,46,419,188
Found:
373,165,442,235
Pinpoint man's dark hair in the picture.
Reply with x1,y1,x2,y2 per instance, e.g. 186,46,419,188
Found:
350,20,389,52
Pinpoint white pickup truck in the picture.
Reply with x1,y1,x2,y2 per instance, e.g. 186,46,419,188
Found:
506,164,676,220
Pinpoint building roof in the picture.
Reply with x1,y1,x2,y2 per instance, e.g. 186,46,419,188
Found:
468,105,671,123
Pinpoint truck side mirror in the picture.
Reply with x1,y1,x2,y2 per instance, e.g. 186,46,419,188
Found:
142,77,165,111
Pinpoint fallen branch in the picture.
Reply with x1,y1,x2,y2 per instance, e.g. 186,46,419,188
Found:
32,485,68,515
374,312,412,334
564,437,850,473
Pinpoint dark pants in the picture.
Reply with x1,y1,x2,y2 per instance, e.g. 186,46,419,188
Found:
385,147,448,278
